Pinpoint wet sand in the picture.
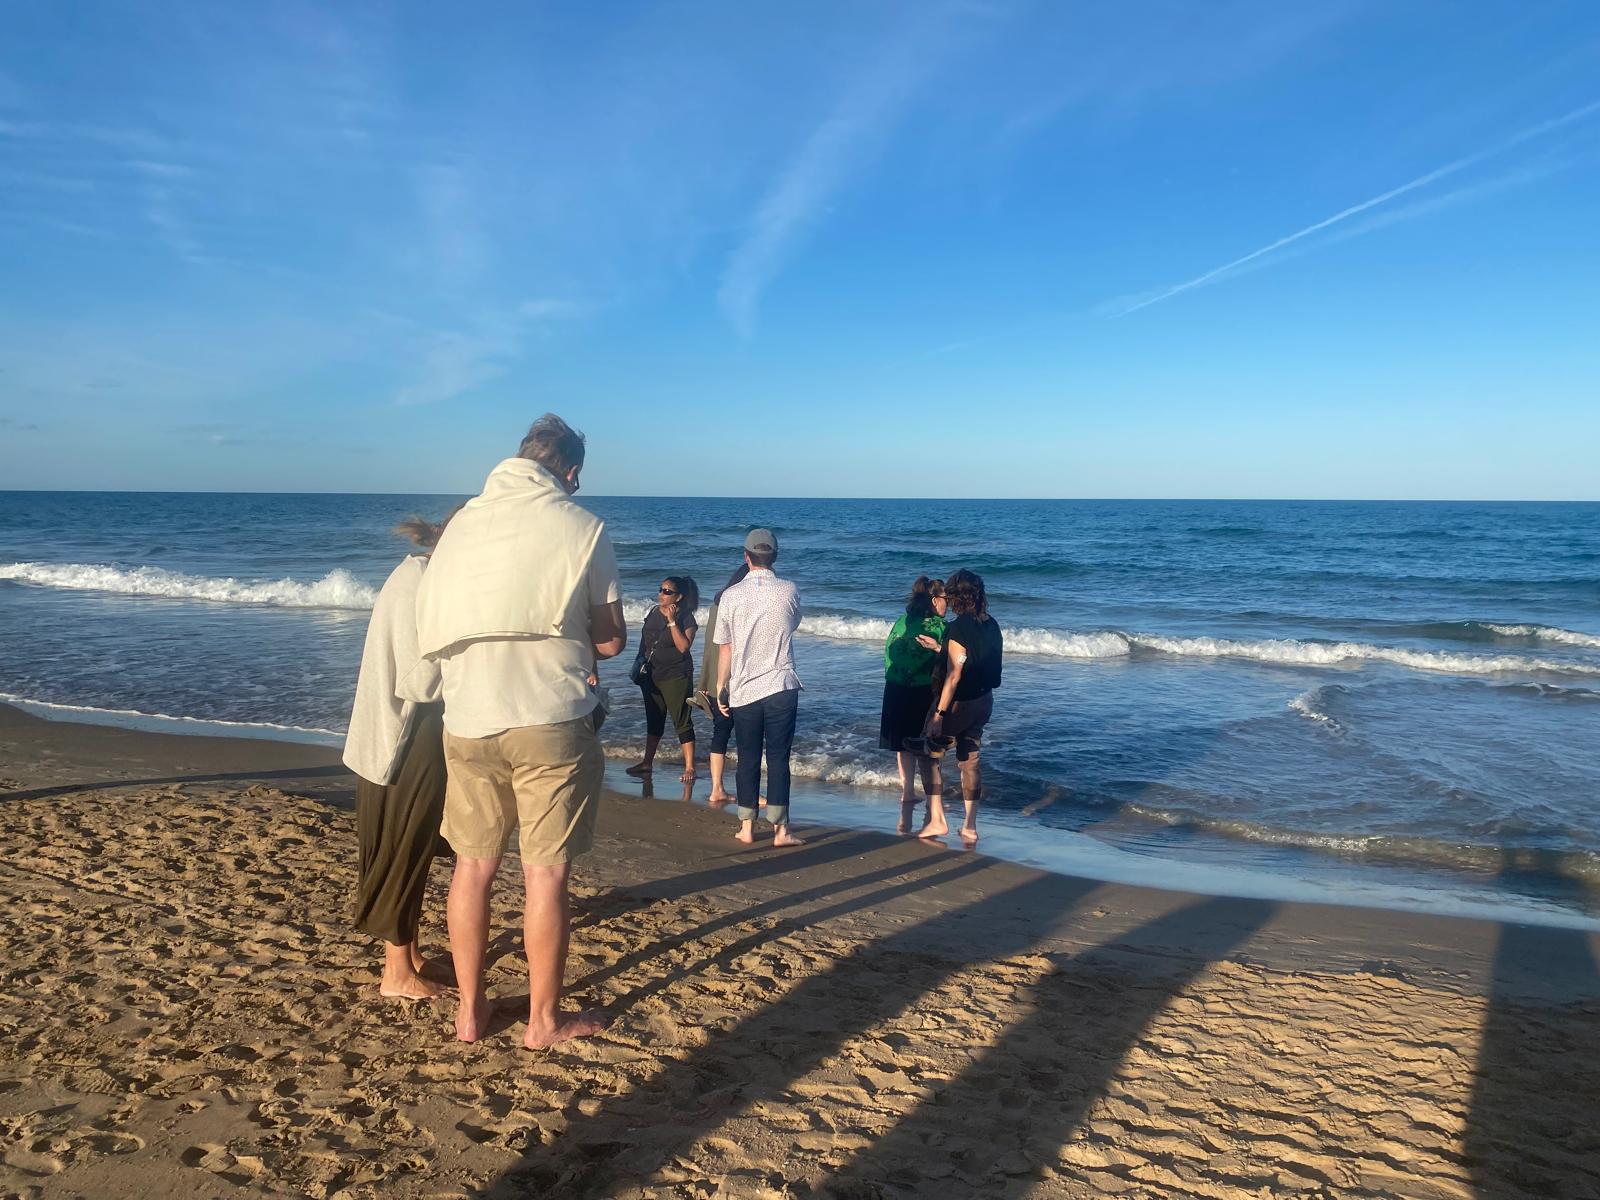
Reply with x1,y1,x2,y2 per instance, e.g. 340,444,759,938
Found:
1,702,1598,1199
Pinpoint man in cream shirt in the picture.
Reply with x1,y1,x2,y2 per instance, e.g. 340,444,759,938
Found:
416,413,626,1048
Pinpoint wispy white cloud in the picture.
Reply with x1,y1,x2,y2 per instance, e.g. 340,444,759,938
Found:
393,299,587,406
1106,98,1600,316
717,6,988,338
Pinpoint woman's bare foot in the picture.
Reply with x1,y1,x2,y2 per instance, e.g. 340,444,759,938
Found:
734,821,755,843
455,994,493,1043
624,761,652,777
679,767,697,782
959,824,980,845
708,790,732,806
524,1008,610,1050
896,800,918,835
917,819,949,839
381,973,447,1000
773,827,805,847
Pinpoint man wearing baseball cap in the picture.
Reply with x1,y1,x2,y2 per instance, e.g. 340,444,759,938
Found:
713,527,804,845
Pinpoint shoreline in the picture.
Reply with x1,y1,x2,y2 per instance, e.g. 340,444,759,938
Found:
7,694,1598,933
3,703,1600,1196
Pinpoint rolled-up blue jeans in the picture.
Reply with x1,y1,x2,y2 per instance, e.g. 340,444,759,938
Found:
731,687,798,826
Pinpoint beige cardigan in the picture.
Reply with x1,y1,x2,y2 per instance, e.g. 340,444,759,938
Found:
415,457,604,657
342,556,442,786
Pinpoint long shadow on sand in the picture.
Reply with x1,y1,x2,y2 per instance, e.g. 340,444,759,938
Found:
831,893,1275,1196
479,851,997,1041
1463,865,1600,1200
474,870,1106,1197
0,763,354,804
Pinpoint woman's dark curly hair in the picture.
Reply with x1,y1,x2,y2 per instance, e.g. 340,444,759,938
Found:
664,574,700,612
944,568,988,619
905,575,945,619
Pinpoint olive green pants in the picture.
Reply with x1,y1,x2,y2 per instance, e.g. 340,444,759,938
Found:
353,703,447,945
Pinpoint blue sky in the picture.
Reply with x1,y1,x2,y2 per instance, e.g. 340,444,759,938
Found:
1,1,1597,499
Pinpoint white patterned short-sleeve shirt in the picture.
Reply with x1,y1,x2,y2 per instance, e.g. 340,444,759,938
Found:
712,569,802,707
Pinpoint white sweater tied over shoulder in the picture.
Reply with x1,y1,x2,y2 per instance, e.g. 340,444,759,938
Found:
414,457,604,658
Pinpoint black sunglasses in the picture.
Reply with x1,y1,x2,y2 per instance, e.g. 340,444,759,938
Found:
658,588,679,596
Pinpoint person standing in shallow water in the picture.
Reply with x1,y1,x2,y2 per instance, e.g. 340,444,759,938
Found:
344,513,455,1001
918,567,1001,845
626,575,700,782
694,563,748,805
879,576,946,834
715,528,804,847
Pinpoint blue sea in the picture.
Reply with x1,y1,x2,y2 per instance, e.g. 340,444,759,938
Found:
3,492,1599,927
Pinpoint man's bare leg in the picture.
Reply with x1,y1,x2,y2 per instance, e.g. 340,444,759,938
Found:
626,733,660,776
448,855,500,1041
708,752,731,804
959,753,981,844
381,940,446,1000
523,861,608,1049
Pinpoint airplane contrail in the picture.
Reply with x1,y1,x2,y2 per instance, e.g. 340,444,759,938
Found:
1114,98,1600,316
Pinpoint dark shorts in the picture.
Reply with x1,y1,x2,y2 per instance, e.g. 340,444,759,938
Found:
943,690,993,762
642,672,696,744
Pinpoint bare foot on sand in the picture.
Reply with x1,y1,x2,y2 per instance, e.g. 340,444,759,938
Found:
773,828,805,847
918,818,949,840
381,974,447,1000
455,995,493,1043
524,1009,610,1050
960,825,980,845
896,801,918,835
624,761,652,777
708,790,731,806
734,824,755,844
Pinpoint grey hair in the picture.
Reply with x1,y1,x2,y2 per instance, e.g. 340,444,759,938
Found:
517,413,586,476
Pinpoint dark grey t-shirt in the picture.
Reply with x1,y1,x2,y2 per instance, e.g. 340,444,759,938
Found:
641,607,698,682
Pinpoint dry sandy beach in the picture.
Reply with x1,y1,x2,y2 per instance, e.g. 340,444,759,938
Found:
2,702,1598,1199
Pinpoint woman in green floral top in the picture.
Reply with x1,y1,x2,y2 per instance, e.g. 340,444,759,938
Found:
879,576,947,833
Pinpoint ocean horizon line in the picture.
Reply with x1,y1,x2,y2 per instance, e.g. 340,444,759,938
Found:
3,488,1598,505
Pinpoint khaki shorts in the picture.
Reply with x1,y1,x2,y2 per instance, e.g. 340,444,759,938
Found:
442,718,603,865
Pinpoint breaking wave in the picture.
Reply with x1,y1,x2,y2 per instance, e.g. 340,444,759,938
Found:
1482,622,1600,650
1,562,377,610
9,563,1594,681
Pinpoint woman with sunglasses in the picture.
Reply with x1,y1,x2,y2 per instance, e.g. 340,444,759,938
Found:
625,575,701,781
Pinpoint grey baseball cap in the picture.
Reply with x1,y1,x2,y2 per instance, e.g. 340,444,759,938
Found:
744,527,778,554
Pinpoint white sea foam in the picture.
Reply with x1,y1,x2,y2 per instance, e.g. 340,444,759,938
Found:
1484,622,1600,650
602,739,901,790
800,613,894,642
1006,627,1132,658
10,562,1594,681
0,562,377,610
1130,633,1594,678
1288,689,1342,731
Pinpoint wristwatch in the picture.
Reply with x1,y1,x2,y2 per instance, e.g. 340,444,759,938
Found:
935,708,948,717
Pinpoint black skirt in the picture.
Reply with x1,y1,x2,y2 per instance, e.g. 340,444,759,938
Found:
879,680,935,752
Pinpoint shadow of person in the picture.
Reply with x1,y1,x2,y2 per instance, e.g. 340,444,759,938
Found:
831,893,1275,1195
471,869,1103,1197
1462,858,1600,1200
